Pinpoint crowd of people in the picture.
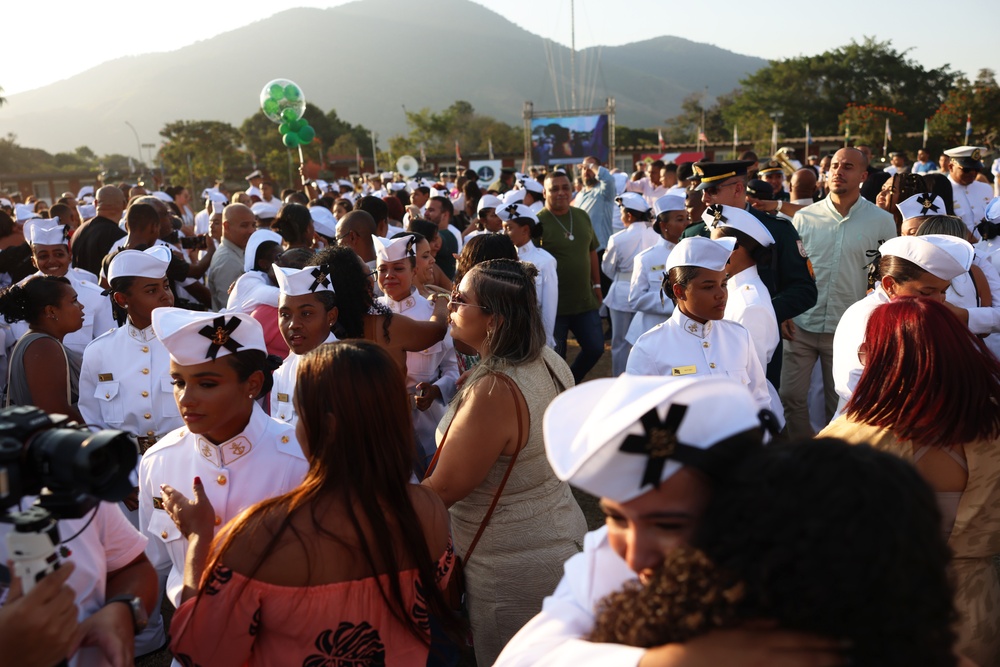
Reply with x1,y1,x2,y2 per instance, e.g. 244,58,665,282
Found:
0,139,998,667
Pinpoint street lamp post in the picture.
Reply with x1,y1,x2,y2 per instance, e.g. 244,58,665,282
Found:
124,121,143,171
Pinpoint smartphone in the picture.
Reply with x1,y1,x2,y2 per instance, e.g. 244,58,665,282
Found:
180,235,208,250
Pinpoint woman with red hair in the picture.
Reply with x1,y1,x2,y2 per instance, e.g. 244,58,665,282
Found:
819,297,1000,666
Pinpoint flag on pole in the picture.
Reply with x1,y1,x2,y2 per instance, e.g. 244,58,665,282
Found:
356,146,363,171
883,118,891,158
419,143,426,165
488,138,494,160
455,139,462,165
805,122,812,148
965,113,972,142
732,125,738,159
845,121,851,147
128,156,135,174
885,117,892,142
698,128,708,143
658,128,666,151
922,118,929,148
770,121,778,156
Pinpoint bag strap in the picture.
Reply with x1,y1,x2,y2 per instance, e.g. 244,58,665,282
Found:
970,264,992,308
424,373,526,564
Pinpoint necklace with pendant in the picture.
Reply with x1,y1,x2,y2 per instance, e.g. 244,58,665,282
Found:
552,208,574,241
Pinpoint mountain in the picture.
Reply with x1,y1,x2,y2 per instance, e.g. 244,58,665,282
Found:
0,0,766,157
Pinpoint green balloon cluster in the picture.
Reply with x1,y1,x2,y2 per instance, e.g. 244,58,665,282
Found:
280,118,315,147
258,78,306,125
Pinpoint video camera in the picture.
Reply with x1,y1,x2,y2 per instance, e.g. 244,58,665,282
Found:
0,406,136,595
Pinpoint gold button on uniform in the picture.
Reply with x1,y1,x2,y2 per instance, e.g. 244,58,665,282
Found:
144,413,152,419
709,363,716,369
141,346,149,353
281,436,289,443
214,515,222,526
105,393,110,399
161,531,168,539
141,391,149,397
217,475,227,485
142,368,150,375
147,430,154,436
702,342,709,348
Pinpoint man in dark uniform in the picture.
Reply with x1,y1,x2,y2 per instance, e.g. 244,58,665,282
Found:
682,160,817,389
71,185,127,275
758,160,790,201
487,167,517,195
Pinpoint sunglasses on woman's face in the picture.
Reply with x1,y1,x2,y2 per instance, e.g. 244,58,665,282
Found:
448,289,490,312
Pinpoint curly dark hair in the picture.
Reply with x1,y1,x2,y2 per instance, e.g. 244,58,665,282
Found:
308,245,390,340
590,439,957,667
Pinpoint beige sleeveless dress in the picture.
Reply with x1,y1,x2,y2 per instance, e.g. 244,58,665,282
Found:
438,346,587,666
818,417,1000,666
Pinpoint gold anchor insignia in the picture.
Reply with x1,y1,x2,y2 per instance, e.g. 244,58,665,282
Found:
687,322,698,332
231,441,246,455
713,208,724,222
972,149,981,160
646,427,677,459
313,271,327,285
212,326,230,346
918,196,933,207
201,442,212,458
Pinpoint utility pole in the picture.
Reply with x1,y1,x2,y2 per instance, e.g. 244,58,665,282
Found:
570,0,576,109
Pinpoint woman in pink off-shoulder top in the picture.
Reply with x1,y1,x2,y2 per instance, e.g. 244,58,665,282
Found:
162,341,460,666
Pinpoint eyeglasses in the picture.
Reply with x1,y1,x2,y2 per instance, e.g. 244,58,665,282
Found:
335,230,354,244
448,290,490,312
702,181,739,197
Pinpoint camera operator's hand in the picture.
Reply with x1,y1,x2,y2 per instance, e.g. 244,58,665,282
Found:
0,560,81,667
74,602,134,667
161,477,216,539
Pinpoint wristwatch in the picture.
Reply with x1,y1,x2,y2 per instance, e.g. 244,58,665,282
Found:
105,595,149,635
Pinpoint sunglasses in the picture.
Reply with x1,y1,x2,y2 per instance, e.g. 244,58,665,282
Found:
449,289,490,312
702,181,739,197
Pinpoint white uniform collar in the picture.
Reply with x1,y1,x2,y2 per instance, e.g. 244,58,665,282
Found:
517,240,536,256
127,321,157,343
675,309,713,339
729,264,761,287
658,238,676,251
383,288,420,314
194,404,273,468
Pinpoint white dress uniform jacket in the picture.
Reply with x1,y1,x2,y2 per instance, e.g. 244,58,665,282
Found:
625,309,772,411
137,405,308,606
377,290,459,466
11,270,116,356
269,332,338,426
517,240,559,348
724,266,784,426
625,239,675,345
493,526,644,666
831,285,889,414
949,177,994,240
601,224,660,313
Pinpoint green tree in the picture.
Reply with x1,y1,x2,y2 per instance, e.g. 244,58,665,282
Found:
723,38,958,143
0,86,6,108
388,101,521,157
159,120,245,191
928,69,1000,149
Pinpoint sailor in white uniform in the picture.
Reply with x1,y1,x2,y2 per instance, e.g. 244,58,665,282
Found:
494,375,771,666
373,234,457,472
944,146,994,239
138,308,308,612
706,204,785,428
245,169,264,200
13,222,115,356
601,193,659,376
975,197,1000,274
517,176,546,215
624,195,687,346
465,194,503,241
270,264,339,425
832,234,974,413
626,237,772,412
498,203,558,348
226,229,283,314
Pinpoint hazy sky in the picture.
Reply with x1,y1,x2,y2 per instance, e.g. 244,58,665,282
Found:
1,0,993,96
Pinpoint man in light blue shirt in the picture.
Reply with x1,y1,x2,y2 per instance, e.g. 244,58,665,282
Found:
780,147,897,439
573,157,617,253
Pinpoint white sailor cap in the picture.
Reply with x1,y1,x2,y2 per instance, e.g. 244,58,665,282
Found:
379,171,393,180
372,235,416,263
616,192,651,213
243,229,283,273
338,179,354,190
387,182,407,192
251,200,280,220
206,190,228,206
0,198,10,209
79,204,97,220
429,187,449,199
477,194,503,215
309,205,337,238
107,246,171,283
496,202,538,224
151,191,174,203
985,197,1000,223
312,179,330,192
896,193,947,222
500,189,526,206
545,375,764,503
665,236,735,273
245,170,263,181
274,265,335,297
878,234,973,281
28,223,70,246
77,186,95,200
943,145,987,169
704,204,775,247
653,195,686,217
15,204,40,223
518,177,544,194
152,307,266,365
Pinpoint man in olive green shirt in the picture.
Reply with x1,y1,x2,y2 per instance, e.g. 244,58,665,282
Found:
538,171,604,383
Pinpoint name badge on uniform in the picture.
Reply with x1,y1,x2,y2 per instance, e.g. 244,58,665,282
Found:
98,373,114,382
650,264,665,272
277,393,289,403
671,365,697,376
152,496,164,510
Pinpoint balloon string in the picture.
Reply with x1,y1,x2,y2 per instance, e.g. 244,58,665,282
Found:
297,145,304,166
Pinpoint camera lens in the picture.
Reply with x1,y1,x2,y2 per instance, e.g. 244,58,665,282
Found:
29,429,137,502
